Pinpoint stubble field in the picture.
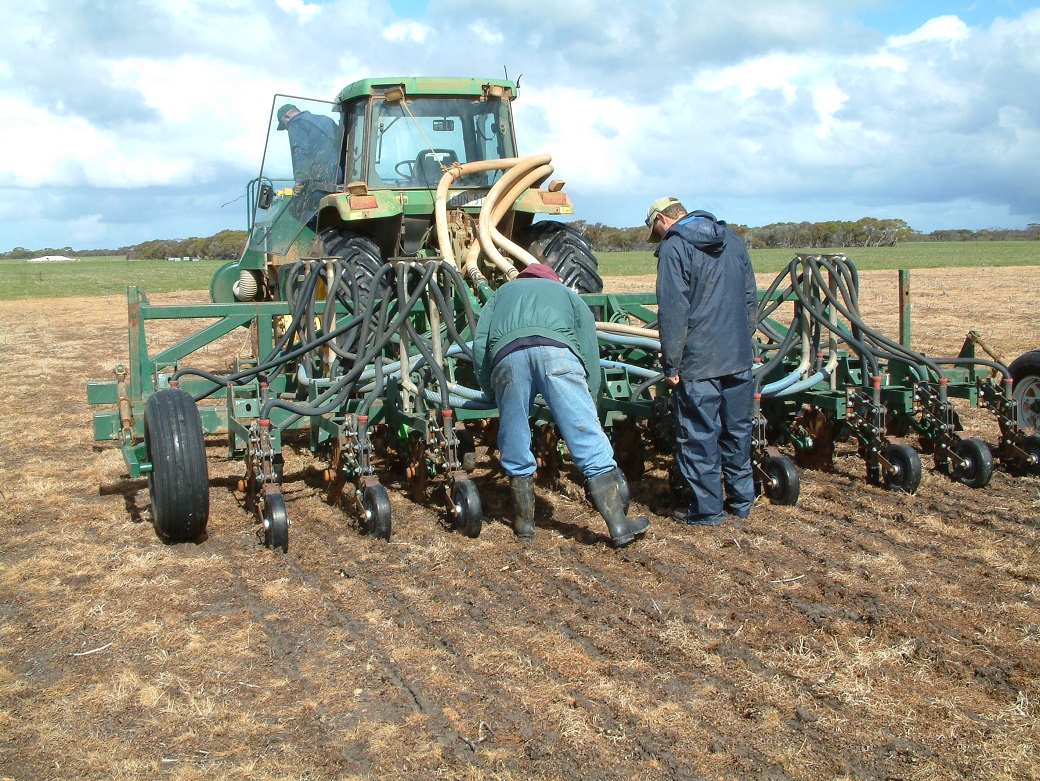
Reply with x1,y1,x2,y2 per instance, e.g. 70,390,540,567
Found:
1,266,1039,780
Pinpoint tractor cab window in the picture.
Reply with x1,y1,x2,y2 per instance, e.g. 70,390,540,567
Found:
367,95,516,189
343,101,367,184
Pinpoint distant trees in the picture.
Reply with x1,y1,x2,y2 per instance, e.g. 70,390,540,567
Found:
3,220,1037,260
914,224,1040,242
569,222,649,252
572,218,1040,251
568,217,920,252
1,230,248,261
127,229,247,260
739,218,914,249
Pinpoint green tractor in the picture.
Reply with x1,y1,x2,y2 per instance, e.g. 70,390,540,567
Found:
212,76,603,306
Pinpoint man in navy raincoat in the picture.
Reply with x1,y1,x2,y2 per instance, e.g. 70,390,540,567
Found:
647,197,759,526
276,104,339,189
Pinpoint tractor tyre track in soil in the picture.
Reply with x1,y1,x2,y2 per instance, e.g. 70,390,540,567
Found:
1,266,1039,780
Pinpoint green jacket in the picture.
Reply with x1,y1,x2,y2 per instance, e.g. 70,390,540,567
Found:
473,278,601,399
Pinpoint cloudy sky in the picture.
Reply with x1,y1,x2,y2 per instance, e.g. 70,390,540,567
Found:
2,0,1038,251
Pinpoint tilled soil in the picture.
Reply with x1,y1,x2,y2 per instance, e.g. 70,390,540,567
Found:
1,266,1039,780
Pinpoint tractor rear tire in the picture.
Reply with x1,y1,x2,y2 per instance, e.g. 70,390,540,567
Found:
144,389,209,543
313,228,385,304
526,221,603,295
1009,349,1040,431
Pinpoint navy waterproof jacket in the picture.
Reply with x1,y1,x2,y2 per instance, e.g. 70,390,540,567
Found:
285,111,339,184
655,211,758,382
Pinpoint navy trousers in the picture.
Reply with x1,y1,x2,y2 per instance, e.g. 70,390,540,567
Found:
674,368,755,524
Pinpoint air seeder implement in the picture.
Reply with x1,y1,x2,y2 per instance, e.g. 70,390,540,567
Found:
88,76,1040,551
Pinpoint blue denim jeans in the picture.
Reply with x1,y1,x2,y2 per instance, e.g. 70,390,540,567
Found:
491,345,616,479
674,368,755,524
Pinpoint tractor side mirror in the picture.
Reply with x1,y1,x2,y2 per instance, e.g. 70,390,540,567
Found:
258,183,274,210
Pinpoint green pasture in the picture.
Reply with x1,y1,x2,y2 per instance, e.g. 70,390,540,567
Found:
1,242,1037,300
0,257,228,300
598,241,1040,277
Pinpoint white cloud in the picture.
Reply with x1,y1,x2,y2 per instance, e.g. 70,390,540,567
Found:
383,20,431,43
1,0,1039,249
888,15,970,47
275,0,321,23
469,20,503,45
516,87,645,189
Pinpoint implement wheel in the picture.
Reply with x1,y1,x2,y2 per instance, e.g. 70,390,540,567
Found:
450,479,482,538
759,454,800,505
144,388,209,542
1006,433,1040,476
951,437,993,489
362,484,392,541
263,494,290,553
1010,350,1040,431
882,443,922,494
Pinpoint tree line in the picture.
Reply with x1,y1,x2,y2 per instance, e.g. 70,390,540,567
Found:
1,229,248,261
571,218,1040,252
125,230,249,260
2,220,1038,260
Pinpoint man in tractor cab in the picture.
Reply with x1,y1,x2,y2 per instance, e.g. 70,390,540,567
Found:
276,103,339,195
647,197,758,527
473,263,651,547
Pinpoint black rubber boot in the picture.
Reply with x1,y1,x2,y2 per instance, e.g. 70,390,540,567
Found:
510,474,536,540
586,469,650,547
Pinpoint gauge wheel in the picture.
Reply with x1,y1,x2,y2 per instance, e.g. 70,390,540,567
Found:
263,493,290,553
759,454,800,505
144,388,209,542
1005,433,1040,476
451,480,482,538
951,437,993,489
456,426,477,472
362,484,392,541
882,443,922,494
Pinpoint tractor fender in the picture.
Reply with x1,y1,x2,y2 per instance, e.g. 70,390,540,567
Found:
316,190,405,234
511,187,575,216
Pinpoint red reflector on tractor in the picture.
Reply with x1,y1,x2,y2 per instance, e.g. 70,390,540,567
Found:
349,195,378,210
539,191,568,205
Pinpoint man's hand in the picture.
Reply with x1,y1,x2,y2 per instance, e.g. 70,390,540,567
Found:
292,181,304,195
665,374,680,387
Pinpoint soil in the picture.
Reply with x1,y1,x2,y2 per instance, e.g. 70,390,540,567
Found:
1,266,1039,780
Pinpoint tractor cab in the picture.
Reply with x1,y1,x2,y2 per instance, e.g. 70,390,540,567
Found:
246,78,518,261
340,79,518,191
